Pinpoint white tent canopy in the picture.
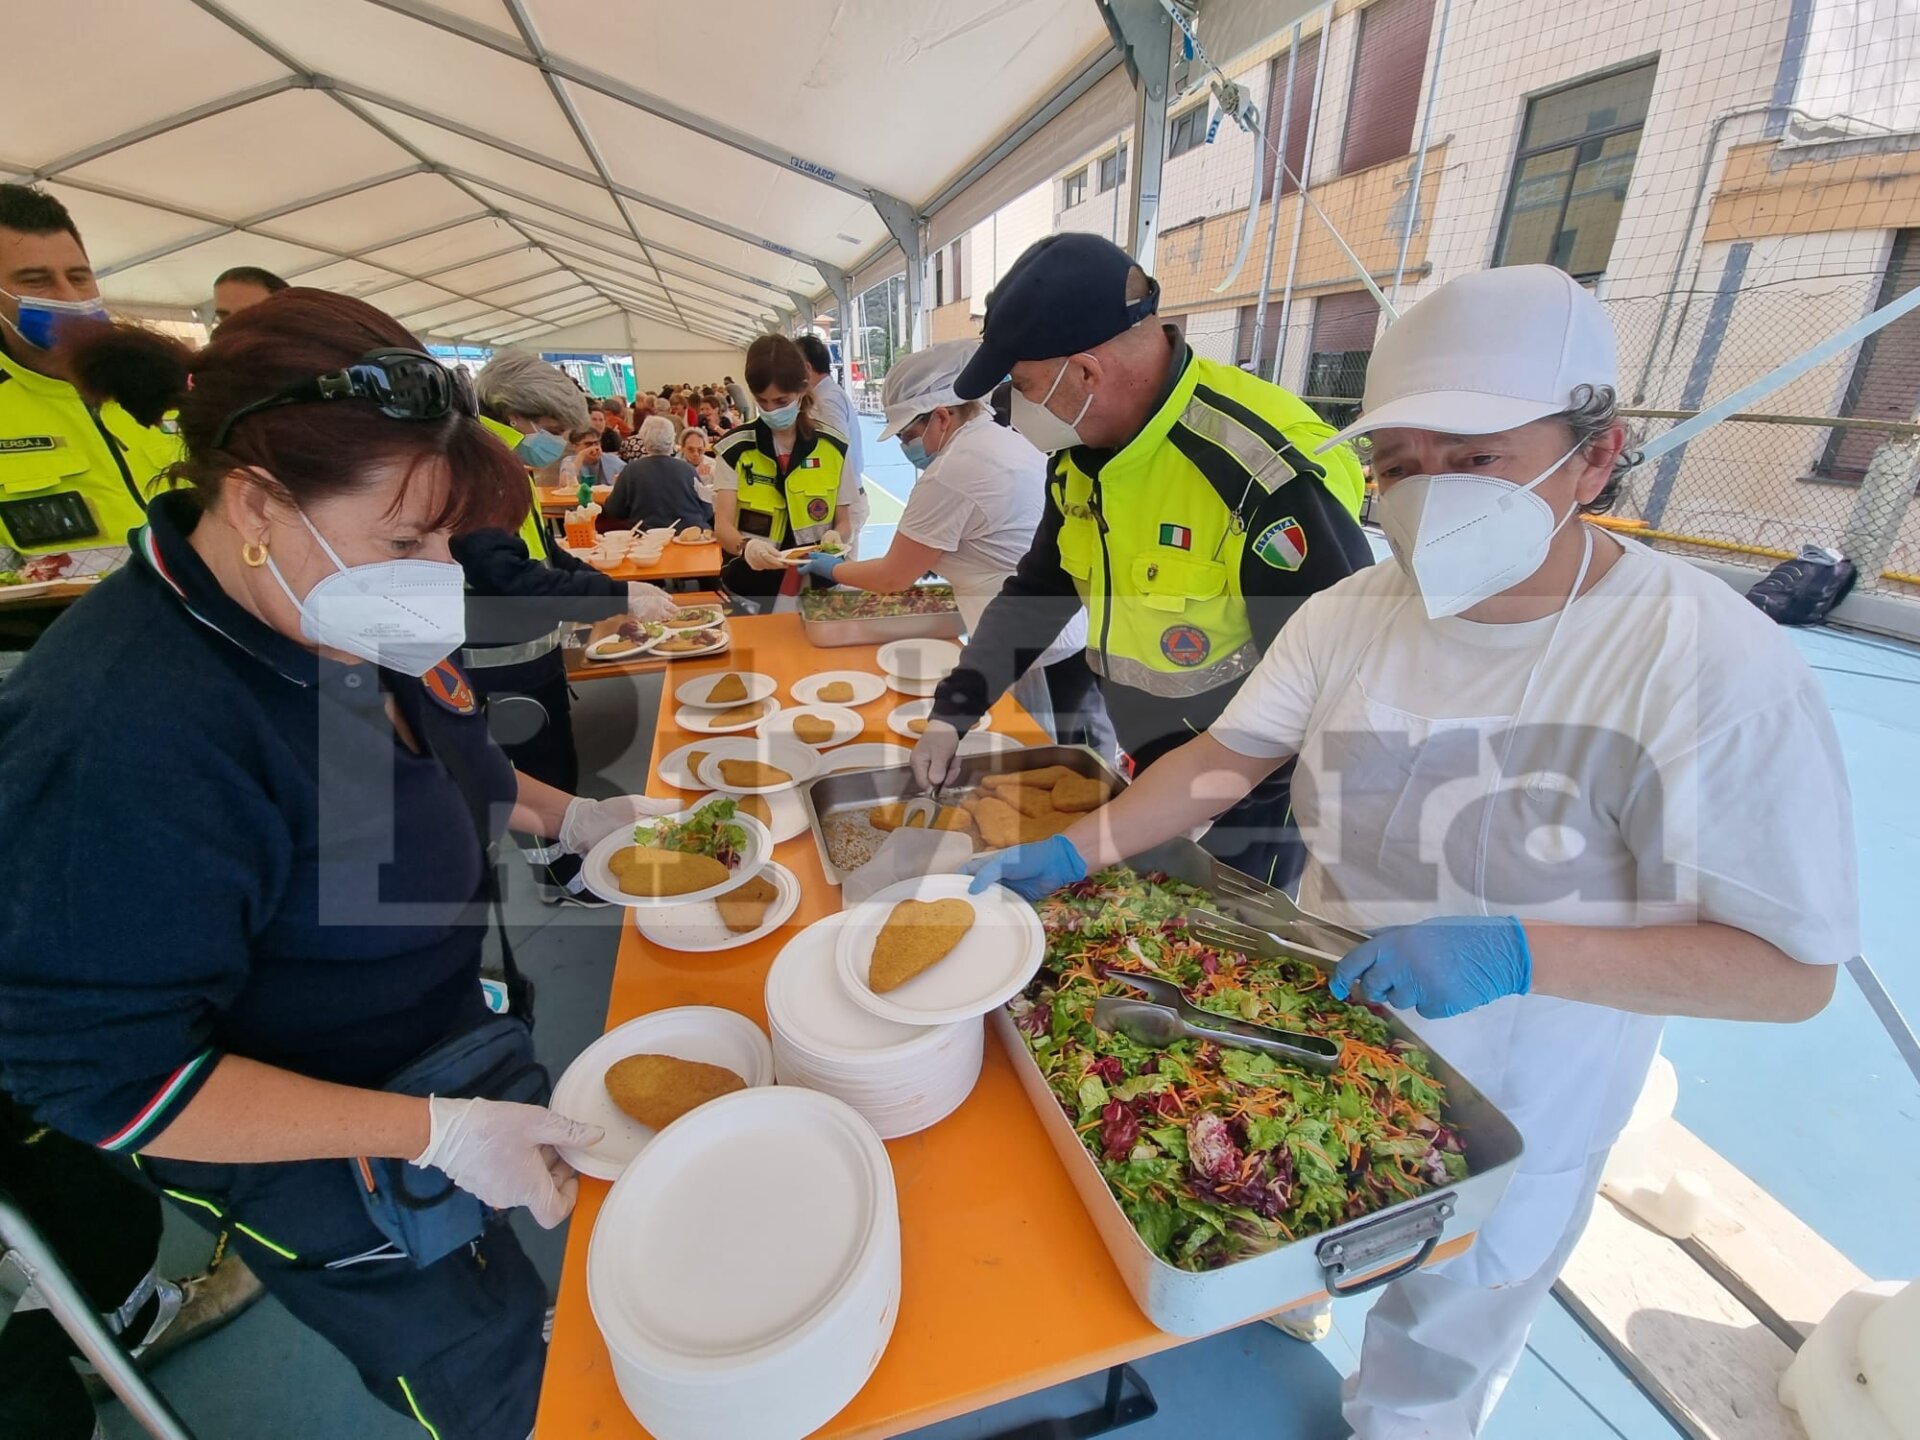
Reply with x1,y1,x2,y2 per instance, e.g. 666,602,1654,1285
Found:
7,0,1122,355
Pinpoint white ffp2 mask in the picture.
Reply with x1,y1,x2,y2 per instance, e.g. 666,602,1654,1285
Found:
1374,444,1582,619
1009,359,1092,453
266,511,467,676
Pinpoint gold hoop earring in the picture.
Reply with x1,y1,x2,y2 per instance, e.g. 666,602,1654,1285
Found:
241,540,269,568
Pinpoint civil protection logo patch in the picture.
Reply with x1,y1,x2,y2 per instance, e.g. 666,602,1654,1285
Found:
1251,515,1308,570
806,497,830,521
423,661,478,715
1160,624,1210,668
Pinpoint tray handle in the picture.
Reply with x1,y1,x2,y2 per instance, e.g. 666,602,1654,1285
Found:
1315,1193,1455,1297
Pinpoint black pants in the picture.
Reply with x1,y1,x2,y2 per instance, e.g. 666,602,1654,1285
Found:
719,556,787,611
1041,651,1111,752
139,1153,545,1440
1133,743,1305,892
468,655,578,794
0,1094,164,1440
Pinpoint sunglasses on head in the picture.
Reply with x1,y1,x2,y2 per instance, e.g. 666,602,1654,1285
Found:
210,347,476,451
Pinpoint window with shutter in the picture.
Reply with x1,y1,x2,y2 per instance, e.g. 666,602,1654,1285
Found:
1168,106,1208,160
1340,0,1437,176
1305,291,1382,429
1061,168,1088,209
1263,34,1322,201
1817,230,1920,483
1493,61,1657,280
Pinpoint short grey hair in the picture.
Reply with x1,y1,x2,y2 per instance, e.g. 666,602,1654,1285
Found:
637,414,677,454
1557,383,1638,515
475,351,590,432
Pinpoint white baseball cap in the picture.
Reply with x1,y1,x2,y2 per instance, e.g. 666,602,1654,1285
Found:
878,339,979,440
1318,265,1618,451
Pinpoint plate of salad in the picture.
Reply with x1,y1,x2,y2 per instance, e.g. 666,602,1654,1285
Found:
1010,868,1468,1272
581,796,773,907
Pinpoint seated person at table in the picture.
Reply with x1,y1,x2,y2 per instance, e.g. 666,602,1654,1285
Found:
601,415,712,532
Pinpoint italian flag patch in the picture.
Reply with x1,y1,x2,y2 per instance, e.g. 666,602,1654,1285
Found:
1159,523,1192,550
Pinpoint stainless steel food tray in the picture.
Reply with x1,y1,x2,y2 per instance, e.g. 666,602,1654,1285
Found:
799,744,1124,886
796,588,965,649
992,836,1525,1336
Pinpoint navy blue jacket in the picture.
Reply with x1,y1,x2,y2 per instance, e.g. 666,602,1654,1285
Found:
0,494,514,1151
602,454,713,532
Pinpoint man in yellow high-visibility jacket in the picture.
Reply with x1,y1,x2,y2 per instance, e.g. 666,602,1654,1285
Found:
913,233,1373,888
0,184,180,585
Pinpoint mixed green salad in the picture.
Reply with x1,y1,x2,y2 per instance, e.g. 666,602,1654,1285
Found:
799,584,958,621
636,797,748,867
1015,868,1467,1271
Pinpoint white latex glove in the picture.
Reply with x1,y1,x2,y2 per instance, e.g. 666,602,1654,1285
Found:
909,718,963,790
413,1096,604,1229
626,582,677,622
742,537,785,571
560,794,683,854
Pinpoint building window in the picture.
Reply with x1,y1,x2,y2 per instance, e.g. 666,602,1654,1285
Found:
1061,168,1088,209
1340,0,1436,175
933,248,946,307
1233,304,1281,377
1493,61,1657,280
950,241,967,302
1304,291,1381,431
1262,34,1321,200
1168,106,1208,160
1817,229,1920,483
1097,144,1129,194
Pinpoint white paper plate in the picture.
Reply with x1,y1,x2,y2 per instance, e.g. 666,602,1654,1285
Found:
589,1087,893,1362
677,670,777,709
877,637,960,682
582,806,773,907
634,863,801,953
958,730,1025,756
746,785,810,842
652,629,732,660
759,705,863,749
816,741,914,776
655,741,717,791
692,736,820,794
834,874,1045,1026
676,697,782,734
765,913,945,1059
883,672,941,698
789,670,887,707
664,603,725,626
887,699,989,739
550,1007,774,1181
583,630,661,662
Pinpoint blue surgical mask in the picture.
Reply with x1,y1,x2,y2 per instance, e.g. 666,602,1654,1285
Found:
759,400,801,430
515,430,567,467
1,288,109,351
901,436,933,471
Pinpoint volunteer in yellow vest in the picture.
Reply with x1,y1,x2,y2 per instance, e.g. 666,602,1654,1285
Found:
0,184,180,586
710,333,852,608
911,232,1370,888
459,351,676,905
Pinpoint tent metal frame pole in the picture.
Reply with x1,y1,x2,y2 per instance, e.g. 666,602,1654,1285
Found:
519,232,776,313
1389,0,1451,307
388,274,587,324
84,164,435,279
347,241,542,298
1247,22,1303,374
498,0,694,332
1099,0,1174,270
556,270,763,335
507,212,789,299
816,264,855,385
873,194,928,352
272,213,495,284
1271,3,1333,386
360,0,913,216
28,75,310,178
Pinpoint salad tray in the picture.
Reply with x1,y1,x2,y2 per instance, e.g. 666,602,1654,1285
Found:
799,744,1122,887
991,837,1524,1336
797,584,967,649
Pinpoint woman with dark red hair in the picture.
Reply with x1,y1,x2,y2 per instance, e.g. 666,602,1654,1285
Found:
0,290,665,1438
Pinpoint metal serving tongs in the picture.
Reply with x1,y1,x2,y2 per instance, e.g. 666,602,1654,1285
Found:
899,774,946,829
1200,858,1371,959
1096,969,1341,1072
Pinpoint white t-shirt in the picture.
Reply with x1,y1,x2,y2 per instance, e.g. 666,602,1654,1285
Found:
899,414,1088,659
809,377,866,496
1209,534,1859,1282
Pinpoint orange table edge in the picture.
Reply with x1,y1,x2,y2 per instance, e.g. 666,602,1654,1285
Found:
535,613,1192,1440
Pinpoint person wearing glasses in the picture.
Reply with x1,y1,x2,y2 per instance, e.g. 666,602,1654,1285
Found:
0,291,673,1439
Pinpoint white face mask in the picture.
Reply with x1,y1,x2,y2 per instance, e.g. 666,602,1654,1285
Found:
1009,359,1092,453
265,510,467,676
1373,444,1582,619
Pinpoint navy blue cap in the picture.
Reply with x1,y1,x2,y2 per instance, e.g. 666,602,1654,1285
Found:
953,233,1160,400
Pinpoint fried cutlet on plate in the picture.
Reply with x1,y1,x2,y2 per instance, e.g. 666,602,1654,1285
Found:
706,672,749,704
607,846,730,897
791,714,838,745
817,681,856,704
603,1053,744,1128
710,701,769,727
868,897,975,993
717,758,790,789
716,872,780,934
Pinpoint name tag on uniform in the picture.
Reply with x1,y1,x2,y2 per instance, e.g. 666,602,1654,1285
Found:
0,436,60,454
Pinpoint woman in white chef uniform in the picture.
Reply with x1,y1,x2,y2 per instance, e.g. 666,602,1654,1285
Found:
804,340,1108,747
968,265,1859,1438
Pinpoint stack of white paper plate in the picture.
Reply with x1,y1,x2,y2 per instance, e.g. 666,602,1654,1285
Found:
588,1087,900,1440
763,913,984,1140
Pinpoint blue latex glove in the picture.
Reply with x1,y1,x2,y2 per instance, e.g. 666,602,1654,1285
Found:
964,835,1087,901
802,551,844,580
1329,916,1532,1019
